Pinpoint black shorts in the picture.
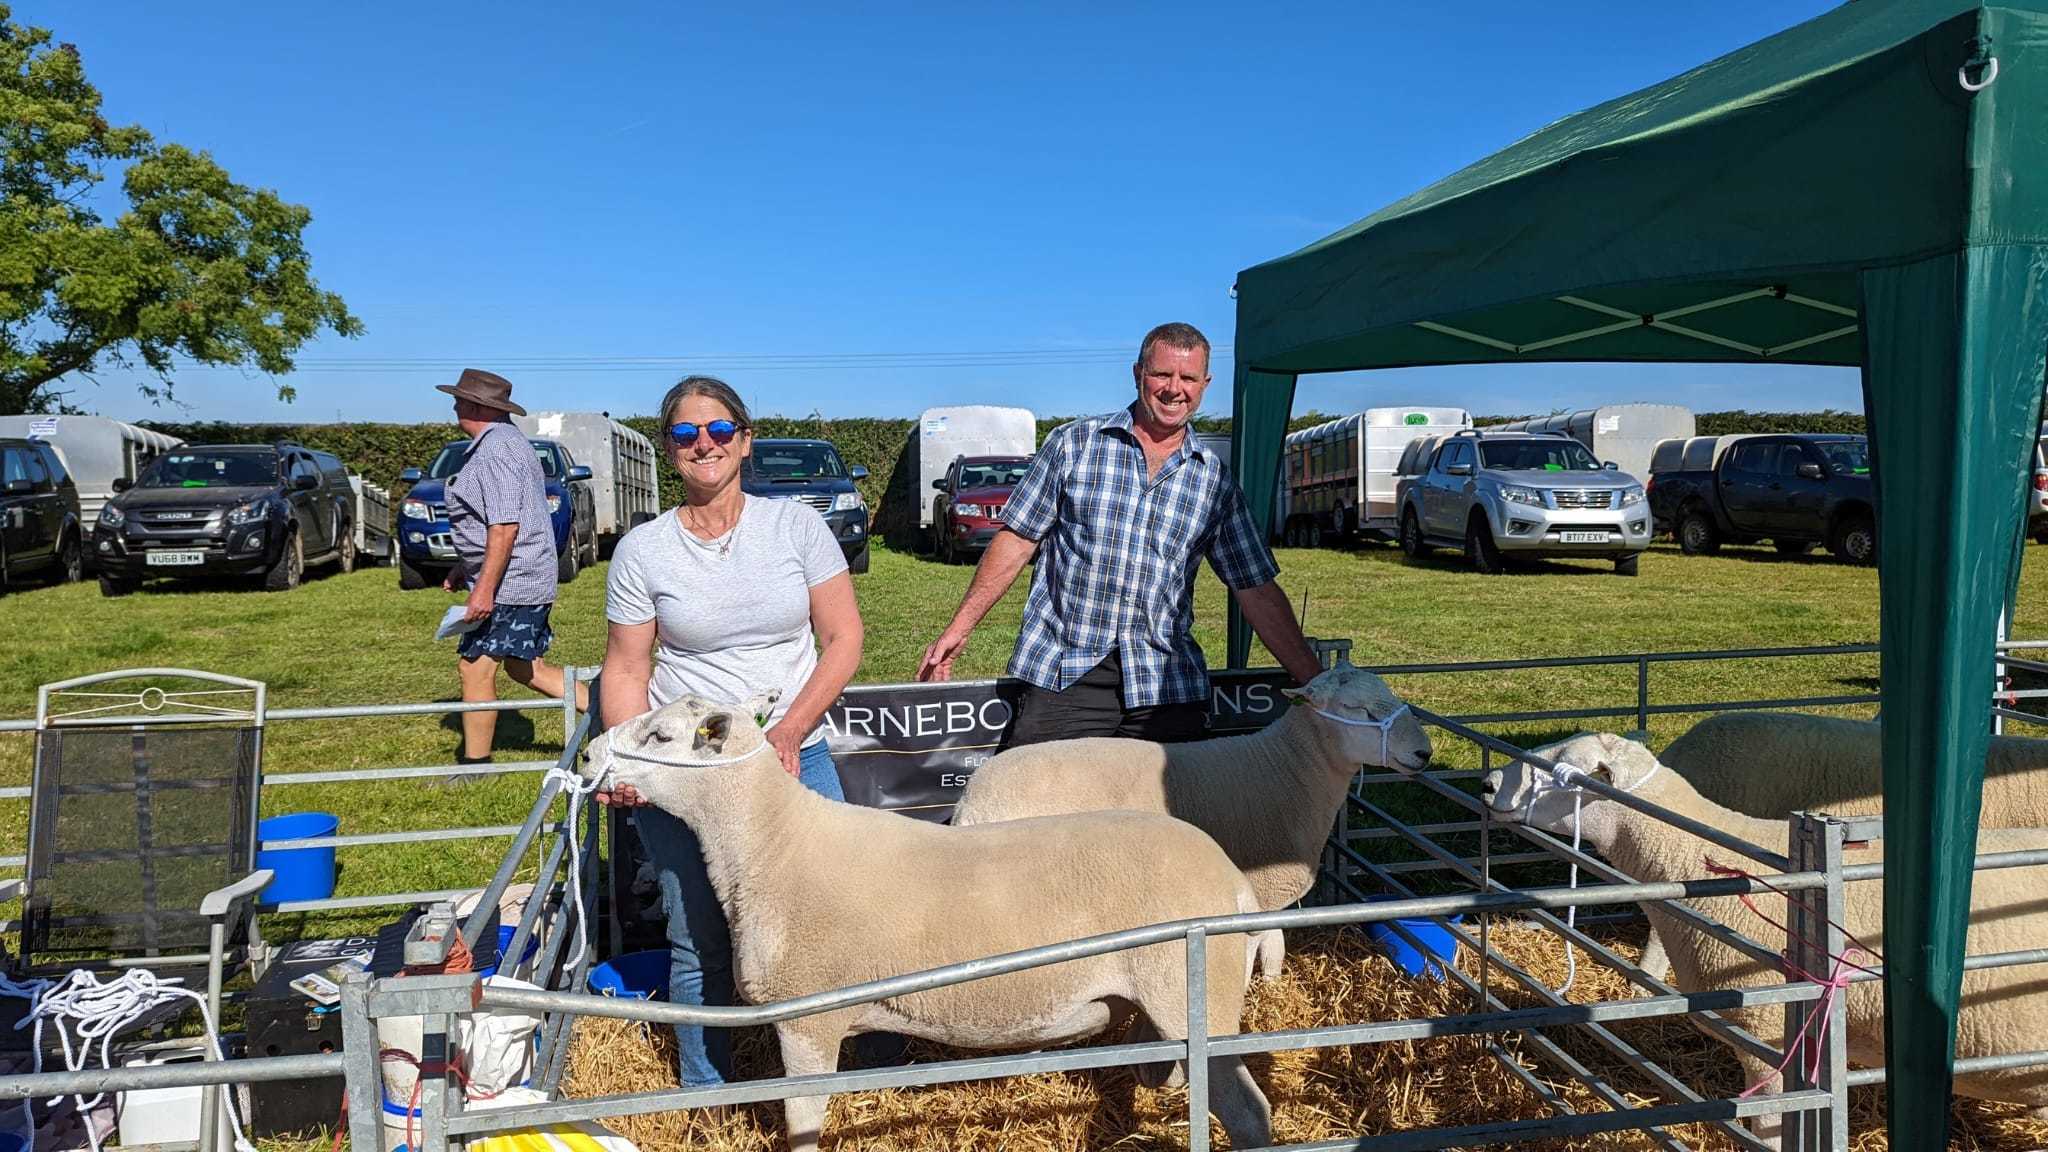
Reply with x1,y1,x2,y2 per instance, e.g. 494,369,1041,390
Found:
999,649,1209,750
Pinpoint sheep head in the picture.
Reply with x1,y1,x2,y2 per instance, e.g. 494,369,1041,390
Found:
1282,660,1432,771
581,692,782,811
1482,731,1662,840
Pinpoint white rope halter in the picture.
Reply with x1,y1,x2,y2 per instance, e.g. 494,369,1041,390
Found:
1312,702,1413,767
1519,752,1659,995
548,735,769,973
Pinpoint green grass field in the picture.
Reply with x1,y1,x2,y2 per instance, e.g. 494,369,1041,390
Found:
2,536,2043,941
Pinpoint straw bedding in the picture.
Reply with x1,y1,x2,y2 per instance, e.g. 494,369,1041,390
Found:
562,922,2048,1151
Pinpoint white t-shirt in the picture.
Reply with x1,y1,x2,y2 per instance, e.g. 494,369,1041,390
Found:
606,497,849,745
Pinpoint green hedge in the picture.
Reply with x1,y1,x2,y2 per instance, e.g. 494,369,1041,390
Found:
141,408,1868,540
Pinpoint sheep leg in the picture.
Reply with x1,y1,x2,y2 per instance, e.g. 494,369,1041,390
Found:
1735,1052,1786,1150
1206,1055,1274,1151
773,1021,846,1152
1123,1013,1185,1090
1636,920,1670,987
1251,929,1285,981
1140,1009,1272,1149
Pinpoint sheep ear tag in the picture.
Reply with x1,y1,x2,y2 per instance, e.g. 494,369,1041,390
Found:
694,713,732,754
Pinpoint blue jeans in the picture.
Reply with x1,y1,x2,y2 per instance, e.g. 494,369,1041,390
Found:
633,738,845,1086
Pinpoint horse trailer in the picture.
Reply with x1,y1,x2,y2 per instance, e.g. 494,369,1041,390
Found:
1278,407,1471,546
513,412,659,556
1493,404,1695,482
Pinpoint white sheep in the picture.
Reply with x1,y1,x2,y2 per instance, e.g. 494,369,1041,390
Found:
581,695,1276,1152
1487,732,2048,1137
953,661,1432,933
1633,712,2048,984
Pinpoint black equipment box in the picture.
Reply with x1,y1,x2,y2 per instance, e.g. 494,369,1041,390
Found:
245,936,374,1138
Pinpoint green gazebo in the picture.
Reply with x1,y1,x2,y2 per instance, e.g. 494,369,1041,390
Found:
1228,1,2046,1144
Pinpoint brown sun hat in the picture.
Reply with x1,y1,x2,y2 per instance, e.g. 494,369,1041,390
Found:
436,368,527,416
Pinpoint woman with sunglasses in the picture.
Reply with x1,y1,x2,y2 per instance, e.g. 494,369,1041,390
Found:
596,374,864,1086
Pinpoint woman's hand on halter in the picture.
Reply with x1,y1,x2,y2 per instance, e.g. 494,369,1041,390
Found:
594,783,646,807
761,723,804,778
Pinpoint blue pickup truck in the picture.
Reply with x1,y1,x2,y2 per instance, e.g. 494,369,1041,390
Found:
743,439,872,573
395,437,595,590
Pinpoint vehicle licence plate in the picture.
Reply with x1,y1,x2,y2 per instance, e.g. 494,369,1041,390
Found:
1559,531,1609,544
145,550,205,567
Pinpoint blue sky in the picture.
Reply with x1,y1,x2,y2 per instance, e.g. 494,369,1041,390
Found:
34,1,1857,424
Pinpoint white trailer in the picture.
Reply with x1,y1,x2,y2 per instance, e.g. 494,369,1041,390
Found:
0,415,183,527
1495,403,1695,482
349,474,394,566
910,406,1037,531
1278,406,1470,546
514,411,659,555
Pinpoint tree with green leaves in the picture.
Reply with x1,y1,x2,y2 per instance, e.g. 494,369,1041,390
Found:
0,5,359,415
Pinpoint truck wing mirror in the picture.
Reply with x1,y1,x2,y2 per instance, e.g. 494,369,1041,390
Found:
1797,462,1824,480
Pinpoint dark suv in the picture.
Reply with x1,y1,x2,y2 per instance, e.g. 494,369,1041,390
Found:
929,455,1031,564
1,437,85,591
93,442,358,595
741,439,871,574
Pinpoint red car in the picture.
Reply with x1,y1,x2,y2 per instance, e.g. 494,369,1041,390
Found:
929,455,1032,563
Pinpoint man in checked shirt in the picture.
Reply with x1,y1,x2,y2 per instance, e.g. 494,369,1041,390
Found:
916,322,1324,748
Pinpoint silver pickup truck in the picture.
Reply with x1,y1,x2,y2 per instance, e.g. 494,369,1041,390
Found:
1397,431,1651,575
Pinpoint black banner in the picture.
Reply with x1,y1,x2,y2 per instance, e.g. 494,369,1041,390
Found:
822,669,1295,822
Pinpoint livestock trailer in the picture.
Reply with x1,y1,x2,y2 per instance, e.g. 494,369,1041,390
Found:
1278,407,1470,546
1493,404,1695,482
348,474,394,566
0,416,184,570
513,411,659,555
910,406,1037,531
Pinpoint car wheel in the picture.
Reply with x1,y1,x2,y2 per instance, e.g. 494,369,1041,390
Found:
558,540,580,584
2036,528,2048,546
1400,509,1431,560
56,532,83,584
1677,508,1720,556
337,527,357,574
849,543,871,575
264,528,304,591
1466,515,1506,575
1831,514,1877,565
398,552,428,590
1614,553,1640,577
1773,539,1813,556
98,572,134,598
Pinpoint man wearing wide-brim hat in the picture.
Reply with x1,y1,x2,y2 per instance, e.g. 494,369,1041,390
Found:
439,368,587,766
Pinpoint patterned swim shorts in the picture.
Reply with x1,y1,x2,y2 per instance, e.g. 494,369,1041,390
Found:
458,602,555,661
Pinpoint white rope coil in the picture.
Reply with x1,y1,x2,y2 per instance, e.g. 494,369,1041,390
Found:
0,968,257,1152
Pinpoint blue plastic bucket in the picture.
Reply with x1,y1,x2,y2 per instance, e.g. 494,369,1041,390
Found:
477,924,541,980
587,949,670,1000
1364,898,1464,981
255,812,339,904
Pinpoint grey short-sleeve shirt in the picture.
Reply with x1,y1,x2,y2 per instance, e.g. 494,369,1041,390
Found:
445,421,559,606
606,496,848,744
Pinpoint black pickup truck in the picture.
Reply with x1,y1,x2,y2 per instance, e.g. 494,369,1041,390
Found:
1647,433,1876,563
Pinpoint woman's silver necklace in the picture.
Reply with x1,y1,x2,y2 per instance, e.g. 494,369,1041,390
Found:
684,508,738,559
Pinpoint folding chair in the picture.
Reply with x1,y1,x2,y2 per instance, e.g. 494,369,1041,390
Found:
0,669,275,1148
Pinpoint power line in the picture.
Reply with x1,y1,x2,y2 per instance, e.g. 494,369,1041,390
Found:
170,345,1236,374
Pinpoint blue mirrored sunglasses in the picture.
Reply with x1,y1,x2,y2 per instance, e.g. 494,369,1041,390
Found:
668,420,742,447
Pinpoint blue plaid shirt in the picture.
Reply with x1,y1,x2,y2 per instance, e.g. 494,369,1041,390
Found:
1000,405,1280,707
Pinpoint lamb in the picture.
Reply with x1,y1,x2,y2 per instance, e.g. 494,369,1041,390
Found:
1486,732,2048,1138
1633,711,2048,984
953,661,1432,928
580,694,1277,1152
